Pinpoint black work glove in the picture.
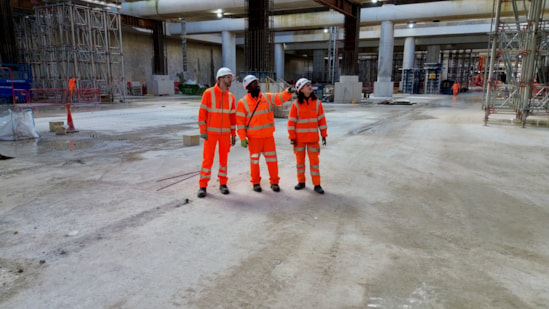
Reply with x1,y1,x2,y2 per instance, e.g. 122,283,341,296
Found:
290,139,296,146
322,137,326,146
231,135,236,146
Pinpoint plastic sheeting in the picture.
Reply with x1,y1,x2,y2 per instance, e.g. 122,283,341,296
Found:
0,109,40,141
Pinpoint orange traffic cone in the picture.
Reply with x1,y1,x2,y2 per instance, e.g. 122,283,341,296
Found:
65,104,78,132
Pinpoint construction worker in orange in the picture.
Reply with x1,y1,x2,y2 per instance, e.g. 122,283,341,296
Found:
236,75,295,193
452,81,460,96
197,67,237,198
68,76,77,102
288,78,328,194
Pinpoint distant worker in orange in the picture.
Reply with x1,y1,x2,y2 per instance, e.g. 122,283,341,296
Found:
197,67,237,198
236,75,294,192
452,81,460,96
68,76,77,102
288,78,328,194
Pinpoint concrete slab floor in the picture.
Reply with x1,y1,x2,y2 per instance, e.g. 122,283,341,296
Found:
1,92,549,308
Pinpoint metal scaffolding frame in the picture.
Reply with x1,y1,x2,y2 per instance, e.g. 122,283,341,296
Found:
483,0,549,126
447,49,477,86
327,26,339,84
424,63,442,94
15,1,125,102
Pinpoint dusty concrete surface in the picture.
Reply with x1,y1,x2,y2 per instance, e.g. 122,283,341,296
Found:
1,92,549,308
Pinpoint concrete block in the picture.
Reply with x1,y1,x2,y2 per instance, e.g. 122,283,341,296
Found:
148,75,175,96
151,75,170,81
183,134,200,146
334,80,362,103
49,121,64,132
340,75,359,83
55,126,67,135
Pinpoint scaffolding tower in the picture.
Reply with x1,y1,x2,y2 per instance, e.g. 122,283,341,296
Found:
327,26,339,84
447,49,477,87
401,68,421,94
483,0,549,126
15,1,125,102
424,63,442,94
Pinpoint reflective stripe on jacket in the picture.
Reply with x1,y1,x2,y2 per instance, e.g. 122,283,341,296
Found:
287,98,328,143
198,84,236,136
236,90,292,139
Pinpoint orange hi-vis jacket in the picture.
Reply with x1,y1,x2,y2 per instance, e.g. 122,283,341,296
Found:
287,98,328,143
68,78,76,90
198,84,236,137
236,90,292,140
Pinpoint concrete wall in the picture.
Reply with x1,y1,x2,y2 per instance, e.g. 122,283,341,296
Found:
285,54,312,83
122,30,223,87
123,29,298,89
123,31,154,84
123,30,252,87
179,40,220,86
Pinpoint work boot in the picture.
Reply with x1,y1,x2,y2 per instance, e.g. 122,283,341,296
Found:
294,182,305,190
271,184,280,192
197,187,207,198
314,185,325,194
220,185,230,195
253,184,262,192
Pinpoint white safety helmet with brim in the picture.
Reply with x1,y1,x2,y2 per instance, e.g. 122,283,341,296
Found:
243,75,258,89
296,78,310,92
216,67,234,79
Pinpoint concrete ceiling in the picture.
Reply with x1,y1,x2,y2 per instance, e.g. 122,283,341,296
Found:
23,0,548,54
118,0,506,52
118,0,448,22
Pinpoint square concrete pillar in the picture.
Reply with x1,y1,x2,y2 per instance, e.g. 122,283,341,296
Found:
334,75,362,103
373,81,394,98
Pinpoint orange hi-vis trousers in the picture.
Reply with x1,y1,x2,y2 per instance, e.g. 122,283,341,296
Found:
199,134,231,188
247,136,279,185
294,141,321,186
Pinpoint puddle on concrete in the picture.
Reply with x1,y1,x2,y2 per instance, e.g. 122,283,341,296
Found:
0,124,196,162
486,116,549,128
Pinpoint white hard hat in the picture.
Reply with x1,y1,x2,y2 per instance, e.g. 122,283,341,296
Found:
216,67,234,79
296,78,310,92
243,75,258,89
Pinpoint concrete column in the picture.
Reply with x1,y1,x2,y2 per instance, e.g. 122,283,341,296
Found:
221,31,236,72
402,37,415,70
442,50,450,80
312,49,325,82
401,36,415,91
426,45,441,64
274,43,284,80
374,19,394,97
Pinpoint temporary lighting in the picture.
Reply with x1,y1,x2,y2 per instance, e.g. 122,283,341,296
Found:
216,9,223,18
408,21,416,28
324,28,328,33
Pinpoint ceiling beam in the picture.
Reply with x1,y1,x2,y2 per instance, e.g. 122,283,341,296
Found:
314,0,355,17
